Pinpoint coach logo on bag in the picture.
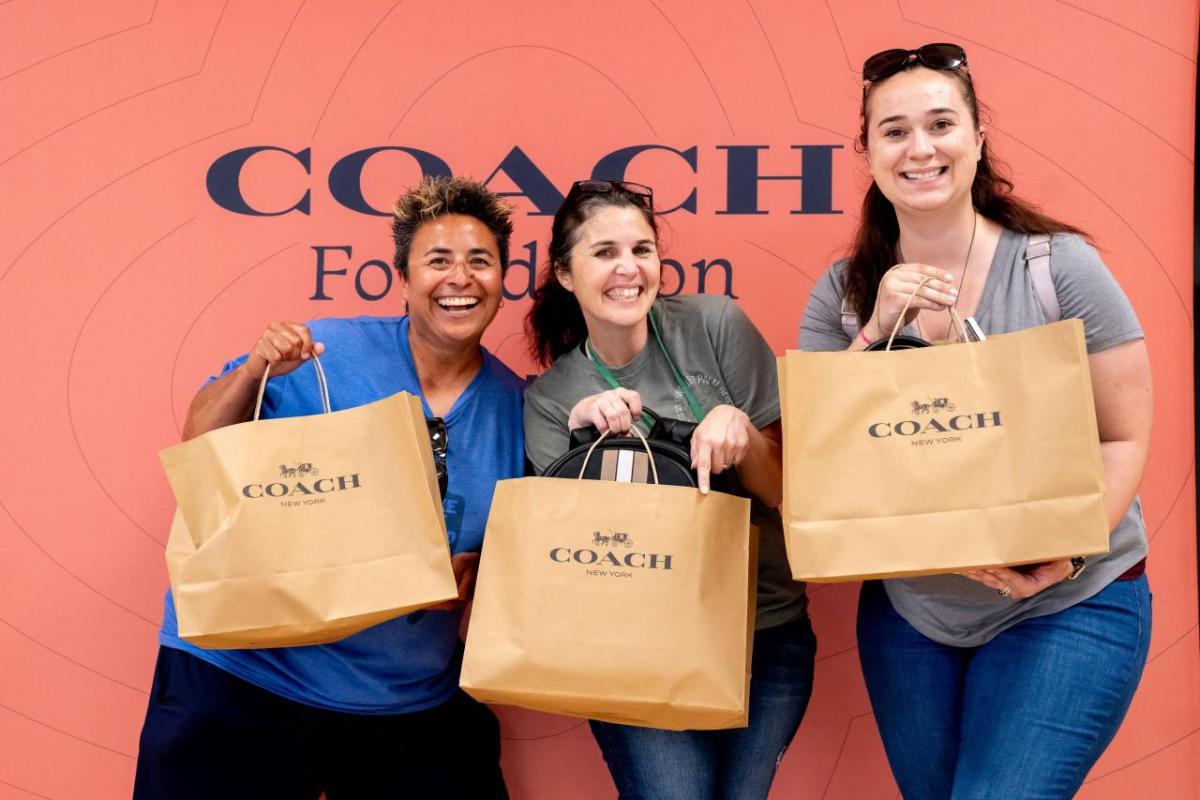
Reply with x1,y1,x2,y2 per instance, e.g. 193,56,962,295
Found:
279,462,319,477
242,464,363,506
868,397,1003,445
592,530,633,548
549,529,674,579
909,396,956,415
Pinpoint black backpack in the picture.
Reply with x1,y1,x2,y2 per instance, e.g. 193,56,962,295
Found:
541,408,744,495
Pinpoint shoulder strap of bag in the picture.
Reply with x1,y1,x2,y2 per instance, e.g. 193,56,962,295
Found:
840,297,857,340
1024,234,1061,322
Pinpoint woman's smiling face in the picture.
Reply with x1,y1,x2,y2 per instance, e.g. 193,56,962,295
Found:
556,204,661,336
865,66,983,216
402,214,503,351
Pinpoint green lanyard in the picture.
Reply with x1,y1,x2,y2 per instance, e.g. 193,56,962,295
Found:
586,309,707,425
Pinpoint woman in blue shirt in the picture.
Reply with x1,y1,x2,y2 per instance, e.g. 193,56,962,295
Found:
134,176,524,799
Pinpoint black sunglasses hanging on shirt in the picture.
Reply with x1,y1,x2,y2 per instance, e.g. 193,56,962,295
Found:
426,417,448,499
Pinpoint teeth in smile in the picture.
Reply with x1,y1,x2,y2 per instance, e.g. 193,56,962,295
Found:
437,297,479,308
606,288,640,300
904,167,945,180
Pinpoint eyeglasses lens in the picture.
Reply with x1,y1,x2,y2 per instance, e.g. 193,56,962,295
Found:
863,48,910,82
918,43,966,70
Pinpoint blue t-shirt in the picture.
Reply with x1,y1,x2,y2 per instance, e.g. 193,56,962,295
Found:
159,315,525,713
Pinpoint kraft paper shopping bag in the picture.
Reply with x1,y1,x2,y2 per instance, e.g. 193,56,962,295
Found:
160,357,457,648
461,475,756,730
778,319,1108,581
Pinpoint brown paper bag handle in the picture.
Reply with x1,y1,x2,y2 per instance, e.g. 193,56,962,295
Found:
884,276,969,351
577,426,661,485
253,354,331,421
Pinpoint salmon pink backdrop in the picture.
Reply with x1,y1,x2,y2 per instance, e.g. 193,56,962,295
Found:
1,1,1196,797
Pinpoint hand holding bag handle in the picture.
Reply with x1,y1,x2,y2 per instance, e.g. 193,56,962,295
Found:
567,407,693,450
549,408,741,491
881,276,970,351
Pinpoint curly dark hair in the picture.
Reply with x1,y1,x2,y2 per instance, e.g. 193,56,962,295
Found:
391,175,514,279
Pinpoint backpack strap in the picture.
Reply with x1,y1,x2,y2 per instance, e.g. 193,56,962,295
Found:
840,297,858,340
1025,234,1060,322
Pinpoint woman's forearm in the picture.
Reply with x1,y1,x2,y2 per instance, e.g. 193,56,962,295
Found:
181,365,259,441
1099,439,1150,531
736,423,783,508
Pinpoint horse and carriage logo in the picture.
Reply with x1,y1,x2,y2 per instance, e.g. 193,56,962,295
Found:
910,397,956,415
592,530,634,548
279,462,320,478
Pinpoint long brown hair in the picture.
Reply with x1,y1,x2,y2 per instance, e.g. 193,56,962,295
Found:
844,62,1086,323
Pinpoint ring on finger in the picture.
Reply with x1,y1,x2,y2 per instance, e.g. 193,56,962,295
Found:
998,585,1012,599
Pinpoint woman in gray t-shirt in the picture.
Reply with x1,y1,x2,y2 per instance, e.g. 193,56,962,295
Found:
524,180,811,799
798,44,1152,798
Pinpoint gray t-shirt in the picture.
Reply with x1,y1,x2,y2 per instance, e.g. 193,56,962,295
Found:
525,294,808,630
799,229,1147,647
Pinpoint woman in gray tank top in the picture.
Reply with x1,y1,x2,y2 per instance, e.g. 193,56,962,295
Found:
798,43,1152,799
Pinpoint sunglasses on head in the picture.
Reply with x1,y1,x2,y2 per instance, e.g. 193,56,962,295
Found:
426,417,448,499
568,179,654,209
862,43,968,83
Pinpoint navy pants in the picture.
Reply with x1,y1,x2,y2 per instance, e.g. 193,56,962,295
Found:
857,577,1151,799
589,613,817,800
133,646,508,799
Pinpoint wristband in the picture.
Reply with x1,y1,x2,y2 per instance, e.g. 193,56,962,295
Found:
858,327,875,347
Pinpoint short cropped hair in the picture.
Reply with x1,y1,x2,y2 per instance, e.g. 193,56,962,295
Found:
391,176,515,279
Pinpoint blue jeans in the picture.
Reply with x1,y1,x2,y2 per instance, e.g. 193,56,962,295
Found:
589,614,816,800
857,576,1151,800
